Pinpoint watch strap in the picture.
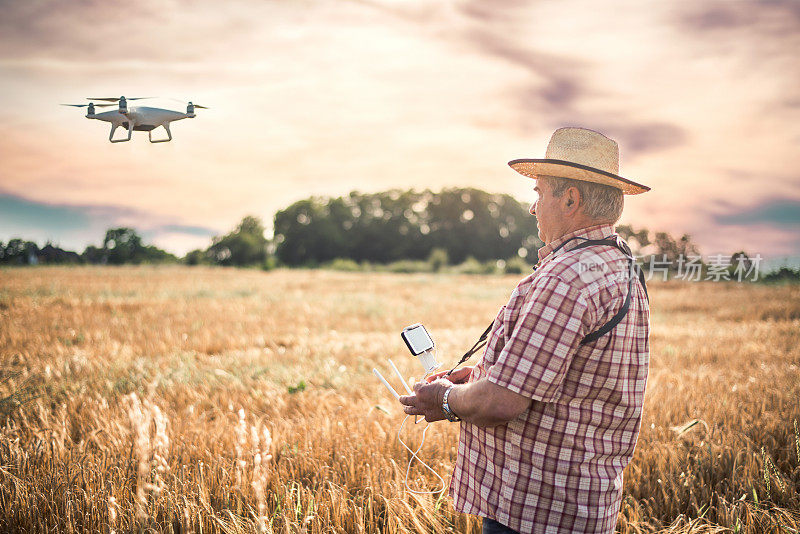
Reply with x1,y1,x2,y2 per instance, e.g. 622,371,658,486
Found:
442,385,460,422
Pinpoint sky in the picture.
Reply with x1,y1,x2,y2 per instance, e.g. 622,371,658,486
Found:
1,0,799,260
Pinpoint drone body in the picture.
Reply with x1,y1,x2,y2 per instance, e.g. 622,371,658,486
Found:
62,97,207,143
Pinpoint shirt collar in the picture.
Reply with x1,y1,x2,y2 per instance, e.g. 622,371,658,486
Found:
536,223,617,263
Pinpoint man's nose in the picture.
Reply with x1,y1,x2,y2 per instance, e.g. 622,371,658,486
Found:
529,201,537,215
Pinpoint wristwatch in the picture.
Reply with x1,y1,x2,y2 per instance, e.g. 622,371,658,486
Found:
442,385,461,422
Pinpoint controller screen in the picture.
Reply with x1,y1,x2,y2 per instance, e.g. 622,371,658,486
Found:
405,325,433,355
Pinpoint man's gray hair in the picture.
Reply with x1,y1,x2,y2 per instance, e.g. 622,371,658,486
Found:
542,175,624,223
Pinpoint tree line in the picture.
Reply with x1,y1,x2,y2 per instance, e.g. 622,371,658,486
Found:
3,187,794,280
2,188,541,268
0,228,176,266
272,188,542,265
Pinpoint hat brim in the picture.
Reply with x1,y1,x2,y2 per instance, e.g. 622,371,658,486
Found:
508,158,650,195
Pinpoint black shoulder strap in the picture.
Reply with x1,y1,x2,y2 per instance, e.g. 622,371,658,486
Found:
553,236,648,344
447,235,648,373
560,236,648,298
445,322,493,377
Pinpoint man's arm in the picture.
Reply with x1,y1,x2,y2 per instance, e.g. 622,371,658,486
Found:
400,275,588,424
399,377,531,427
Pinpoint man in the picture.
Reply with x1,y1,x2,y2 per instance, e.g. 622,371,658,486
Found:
399,127,651,534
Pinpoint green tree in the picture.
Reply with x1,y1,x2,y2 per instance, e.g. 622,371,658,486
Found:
37,243,82,264
103,228,144,264
274,199,348,265
207,216,269,266
184,249,209,265
427,248,449,272
617,224,652,254
653,231,700,264
80,228,175,265
138,245,177,264
82,245,107,264
273,188,542,266
0,239,39,265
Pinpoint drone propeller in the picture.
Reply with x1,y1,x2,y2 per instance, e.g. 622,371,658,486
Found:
166,98,209,109
87,97,153,102
61,103,116,108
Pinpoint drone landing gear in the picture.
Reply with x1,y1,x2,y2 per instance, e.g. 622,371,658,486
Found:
149,124,172,143
109,123,133,143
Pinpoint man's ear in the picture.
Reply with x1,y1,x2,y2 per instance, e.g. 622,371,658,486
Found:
564,186,581,213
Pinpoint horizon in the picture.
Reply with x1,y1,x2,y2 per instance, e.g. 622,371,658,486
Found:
5,189,800,273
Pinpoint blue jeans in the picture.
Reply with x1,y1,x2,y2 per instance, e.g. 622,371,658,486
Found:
482,517,520,534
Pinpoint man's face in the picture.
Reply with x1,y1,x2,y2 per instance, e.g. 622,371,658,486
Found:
530,177,560,244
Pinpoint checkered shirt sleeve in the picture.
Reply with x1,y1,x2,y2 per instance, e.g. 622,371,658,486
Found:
486,274,588,402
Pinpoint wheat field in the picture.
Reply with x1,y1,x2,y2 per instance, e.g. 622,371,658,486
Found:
0,266,798,533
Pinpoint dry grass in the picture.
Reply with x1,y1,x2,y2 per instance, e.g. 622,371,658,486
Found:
0,266,798,533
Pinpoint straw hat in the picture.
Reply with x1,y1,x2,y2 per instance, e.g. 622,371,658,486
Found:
508,127,650,195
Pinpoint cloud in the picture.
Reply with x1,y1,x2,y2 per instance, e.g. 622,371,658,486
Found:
156,224,216,237
0,193,91,232
0,193,217,253
668,0,800,86
452,8,691,160
677,1,800,34
689,220,800,259
678,5,752,32
457,21,591,113
713,198,800,227
586,122,688,156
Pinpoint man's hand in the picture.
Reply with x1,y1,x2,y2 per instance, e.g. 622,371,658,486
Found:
398,378,454,423
425,366,473,384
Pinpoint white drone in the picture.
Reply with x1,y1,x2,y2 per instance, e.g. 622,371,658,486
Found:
61,96,208,143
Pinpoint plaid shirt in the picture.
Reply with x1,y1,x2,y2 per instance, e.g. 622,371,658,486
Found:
450,224,650,534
